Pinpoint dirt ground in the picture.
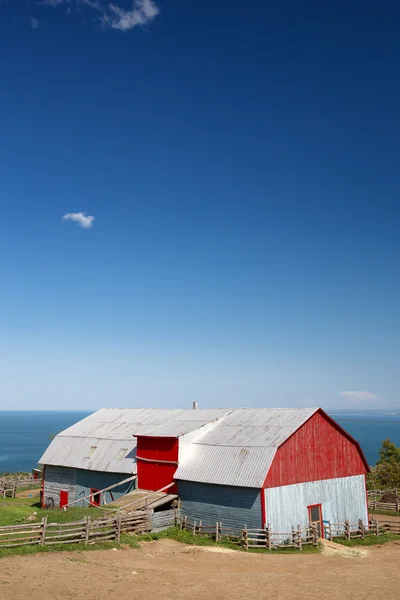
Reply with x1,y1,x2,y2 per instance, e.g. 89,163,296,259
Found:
1,539,400,600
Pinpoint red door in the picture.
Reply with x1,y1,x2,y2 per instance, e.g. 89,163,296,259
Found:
308,504,323,538
90,489,101,506
59,490,69,509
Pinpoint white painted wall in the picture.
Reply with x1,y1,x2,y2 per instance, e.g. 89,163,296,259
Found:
265,475,368,533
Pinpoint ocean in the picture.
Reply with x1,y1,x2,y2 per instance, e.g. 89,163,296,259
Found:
0,409,400,473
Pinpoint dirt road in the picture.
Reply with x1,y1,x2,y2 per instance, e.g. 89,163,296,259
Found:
1,539,399,600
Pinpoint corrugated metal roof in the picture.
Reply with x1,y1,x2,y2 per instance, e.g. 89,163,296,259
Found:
174,446,277,488
39,407,319,485
39,408,231,473
57,408,230,439
174,408,319,487
40,437,137,474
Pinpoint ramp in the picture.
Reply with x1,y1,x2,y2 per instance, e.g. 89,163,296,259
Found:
108,488,178,512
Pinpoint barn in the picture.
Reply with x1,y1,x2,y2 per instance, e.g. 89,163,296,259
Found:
40,407,369,536
39,408,229,508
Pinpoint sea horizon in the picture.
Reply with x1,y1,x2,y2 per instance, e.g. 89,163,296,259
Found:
1,409,400,473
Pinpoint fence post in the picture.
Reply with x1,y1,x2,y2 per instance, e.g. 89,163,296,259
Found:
41,516,48,546
215,522,219,542
344,520,351,540
85,516,91,545
116,513,122,543
358,519,365,540
297,524,302,550
376,519,380,536
242,526,248,550
396,497,399,513
193,520,197,535
309,523,318,546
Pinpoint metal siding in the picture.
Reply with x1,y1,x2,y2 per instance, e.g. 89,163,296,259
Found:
265,475,368,532
40,437,137,474
53,408,231,440
178,480,262,530
151,509,179,532
75,469,137,506
39,408,230,473
175,446,276,488
43,465,77,508
175,408,318,487
265,411,368,488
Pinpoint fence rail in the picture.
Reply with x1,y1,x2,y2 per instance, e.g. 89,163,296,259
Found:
178,515,400,550
368,499,400,512
0,474,41,498
0,510,150,550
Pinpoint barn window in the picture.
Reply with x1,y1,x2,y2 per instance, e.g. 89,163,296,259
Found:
86,446,97,458
115,448,128,461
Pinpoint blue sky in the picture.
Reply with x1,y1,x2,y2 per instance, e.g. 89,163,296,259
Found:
0,1,399,410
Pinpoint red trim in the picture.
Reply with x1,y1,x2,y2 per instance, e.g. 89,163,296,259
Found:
260,488,267,528
41,465,46,508
308,503,324,539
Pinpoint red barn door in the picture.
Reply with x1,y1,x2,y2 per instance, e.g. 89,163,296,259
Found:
136,436,178,492
59,490,69,509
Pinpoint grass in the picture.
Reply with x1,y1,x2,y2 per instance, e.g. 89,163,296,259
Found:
333,533,399,547
0,494,106,527
134,527,321,554
370,509,400,518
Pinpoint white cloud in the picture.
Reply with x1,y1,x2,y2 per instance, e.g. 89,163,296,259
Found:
339,391,382,402
62,212,95,229
33,0,160,32
30,17,41,28
102,0,159,31
79,0,102,9
40,0,67,5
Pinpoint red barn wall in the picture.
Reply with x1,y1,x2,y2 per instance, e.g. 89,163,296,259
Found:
136,436,179,492
264,410,368,489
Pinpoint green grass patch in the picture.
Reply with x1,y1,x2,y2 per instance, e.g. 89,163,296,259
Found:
135,527,320,554
334,533,399,547
369,509,400,517
0,540,121,560
0,494,105,526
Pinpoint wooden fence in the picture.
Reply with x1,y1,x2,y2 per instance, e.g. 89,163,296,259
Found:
178,516,319,550
367,489,400,513
178,515,400,550
1,474,41,498
368,499,400,512
0,510,150,550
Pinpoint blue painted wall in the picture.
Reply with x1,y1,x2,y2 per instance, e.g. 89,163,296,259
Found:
178,480,262,530
75,469,136,505
43,465,136,507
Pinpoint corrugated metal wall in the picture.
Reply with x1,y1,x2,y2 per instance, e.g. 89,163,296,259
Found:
43,466,136,507
178,480,262,530
265,474,368,532
43,465,77,508
75,469,136,506
151,509,179,532
265,411,367,488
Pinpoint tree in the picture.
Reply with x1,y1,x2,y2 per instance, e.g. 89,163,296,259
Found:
377,439,400,465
